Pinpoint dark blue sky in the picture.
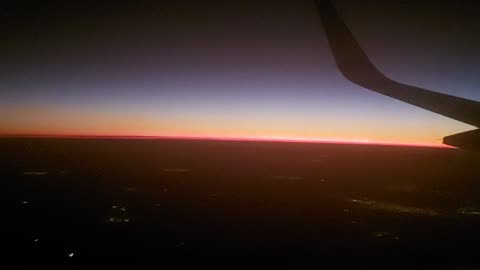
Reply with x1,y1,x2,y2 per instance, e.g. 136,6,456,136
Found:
1,0,478,145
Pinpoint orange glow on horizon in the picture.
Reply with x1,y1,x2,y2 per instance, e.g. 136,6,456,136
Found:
1,103,467,149
0,132,453,149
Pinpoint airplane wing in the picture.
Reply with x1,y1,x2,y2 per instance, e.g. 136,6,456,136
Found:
315,0,480,128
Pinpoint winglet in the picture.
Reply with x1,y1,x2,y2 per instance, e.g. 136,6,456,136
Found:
315,0,480,128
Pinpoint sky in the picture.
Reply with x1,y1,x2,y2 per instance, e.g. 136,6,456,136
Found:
1,0,479,146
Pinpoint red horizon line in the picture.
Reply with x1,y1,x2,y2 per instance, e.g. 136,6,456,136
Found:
0,133,453,149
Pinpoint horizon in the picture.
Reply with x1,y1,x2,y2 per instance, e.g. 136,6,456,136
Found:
0,133,453,149
2,1,478,147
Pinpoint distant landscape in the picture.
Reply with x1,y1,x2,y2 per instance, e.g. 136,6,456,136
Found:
2,138,480,267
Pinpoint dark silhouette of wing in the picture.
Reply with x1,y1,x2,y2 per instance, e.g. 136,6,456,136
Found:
315,0,480,128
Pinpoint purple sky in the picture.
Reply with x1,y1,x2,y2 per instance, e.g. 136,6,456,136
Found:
1,0,479,145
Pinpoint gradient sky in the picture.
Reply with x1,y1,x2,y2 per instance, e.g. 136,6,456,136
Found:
1,0,479,145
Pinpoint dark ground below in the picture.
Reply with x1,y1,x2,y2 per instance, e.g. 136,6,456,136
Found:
2,138,480,268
